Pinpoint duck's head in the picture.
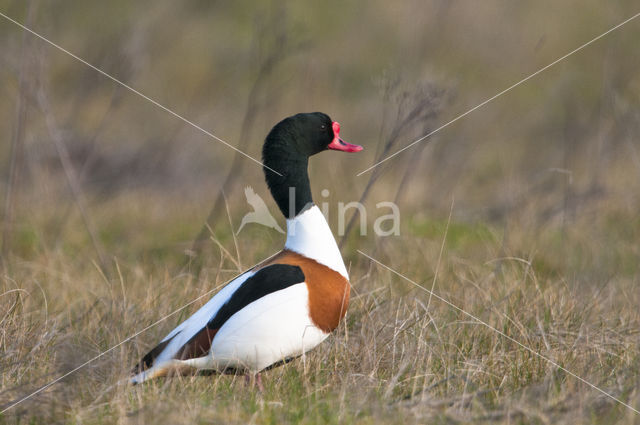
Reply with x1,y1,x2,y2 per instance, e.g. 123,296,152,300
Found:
263,112,362,218
263,112,362,159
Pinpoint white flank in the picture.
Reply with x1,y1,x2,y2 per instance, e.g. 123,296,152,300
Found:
285,205,349,278
208,283,327,372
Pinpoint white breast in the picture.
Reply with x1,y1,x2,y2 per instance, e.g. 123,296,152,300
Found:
284,205,348,279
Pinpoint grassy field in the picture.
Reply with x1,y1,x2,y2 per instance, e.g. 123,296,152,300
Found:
2,1,640,424
1,190,639,424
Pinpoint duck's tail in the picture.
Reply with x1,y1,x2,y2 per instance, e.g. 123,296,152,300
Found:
128,357,211,385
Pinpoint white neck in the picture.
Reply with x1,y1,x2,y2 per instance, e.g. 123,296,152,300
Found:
284,205,349,279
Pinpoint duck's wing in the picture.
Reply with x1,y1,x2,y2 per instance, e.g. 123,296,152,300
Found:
131,263,305,376
131,269,255,375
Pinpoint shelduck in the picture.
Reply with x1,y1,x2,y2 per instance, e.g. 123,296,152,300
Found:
130,112,363,386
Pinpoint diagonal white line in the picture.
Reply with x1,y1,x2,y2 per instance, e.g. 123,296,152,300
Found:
0,250,281,414
0,11,282,177
357,11,640,176
357,249,640,415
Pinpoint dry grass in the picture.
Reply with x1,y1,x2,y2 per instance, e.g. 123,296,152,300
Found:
1,193,639,424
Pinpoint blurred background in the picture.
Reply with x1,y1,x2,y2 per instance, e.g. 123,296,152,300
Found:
2,1,640,422
1,0,639,277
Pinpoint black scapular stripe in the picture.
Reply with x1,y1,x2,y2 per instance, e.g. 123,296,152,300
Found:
207,264,305,330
